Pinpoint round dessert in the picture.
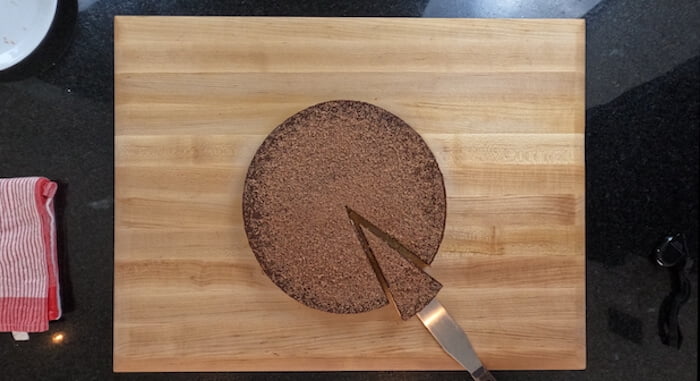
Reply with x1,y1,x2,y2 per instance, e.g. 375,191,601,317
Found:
242,100,446,317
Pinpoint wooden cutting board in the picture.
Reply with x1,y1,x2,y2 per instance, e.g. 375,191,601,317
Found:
114,17,585,372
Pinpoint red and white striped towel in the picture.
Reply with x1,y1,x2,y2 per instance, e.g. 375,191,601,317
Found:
0,177,61,333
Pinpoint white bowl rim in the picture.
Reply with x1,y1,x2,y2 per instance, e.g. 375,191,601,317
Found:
0,0,60,71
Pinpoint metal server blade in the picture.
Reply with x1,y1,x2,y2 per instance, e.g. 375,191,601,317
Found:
416,298,496,381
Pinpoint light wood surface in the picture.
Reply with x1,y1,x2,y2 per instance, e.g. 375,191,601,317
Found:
114,17,585,372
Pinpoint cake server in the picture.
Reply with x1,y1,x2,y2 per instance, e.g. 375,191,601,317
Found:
347,208,496,381
417,298,496,381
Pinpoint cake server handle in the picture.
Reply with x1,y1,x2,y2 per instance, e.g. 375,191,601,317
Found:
416,298,496,381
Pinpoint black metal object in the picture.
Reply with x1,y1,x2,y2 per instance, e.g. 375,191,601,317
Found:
654,234,693,349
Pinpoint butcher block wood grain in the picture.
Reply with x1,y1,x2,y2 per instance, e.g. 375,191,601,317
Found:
114,17,585,372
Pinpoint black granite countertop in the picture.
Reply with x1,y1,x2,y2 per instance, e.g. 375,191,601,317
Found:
1,0,697,380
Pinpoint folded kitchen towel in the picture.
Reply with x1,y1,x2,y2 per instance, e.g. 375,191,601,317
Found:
0,177,61,334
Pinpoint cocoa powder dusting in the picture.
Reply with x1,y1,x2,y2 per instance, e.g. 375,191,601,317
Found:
242,100,446,316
